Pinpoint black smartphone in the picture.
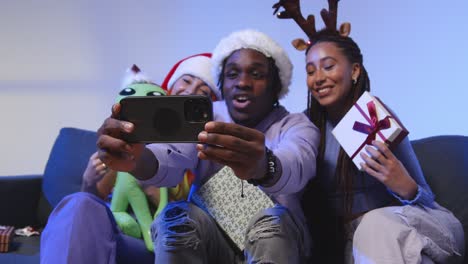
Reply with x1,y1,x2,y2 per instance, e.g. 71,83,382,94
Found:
119,95,213,143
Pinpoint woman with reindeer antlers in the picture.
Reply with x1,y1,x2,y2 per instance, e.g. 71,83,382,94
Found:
274,0,465,263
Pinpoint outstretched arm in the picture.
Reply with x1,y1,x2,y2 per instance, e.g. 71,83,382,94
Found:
197,113,320,195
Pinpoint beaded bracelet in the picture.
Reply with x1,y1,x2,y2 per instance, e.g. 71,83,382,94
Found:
248,147,277,186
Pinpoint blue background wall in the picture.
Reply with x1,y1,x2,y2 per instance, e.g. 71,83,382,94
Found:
1,0,467,175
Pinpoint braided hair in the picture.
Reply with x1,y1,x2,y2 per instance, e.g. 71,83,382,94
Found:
306,30,370,215
302,30,371,262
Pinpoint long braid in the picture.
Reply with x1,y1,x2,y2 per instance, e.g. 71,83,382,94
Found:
337,65,370,215
307,30,370,215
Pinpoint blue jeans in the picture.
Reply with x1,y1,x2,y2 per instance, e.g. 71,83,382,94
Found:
152,201,310,264
40,192,154,264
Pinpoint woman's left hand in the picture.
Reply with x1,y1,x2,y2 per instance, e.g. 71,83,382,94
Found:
360,140,418,200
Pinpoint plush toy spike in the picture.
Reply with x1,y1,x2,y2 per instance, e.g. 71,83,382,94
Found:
272,0,352,50
121,64,150,88
131,64,141,73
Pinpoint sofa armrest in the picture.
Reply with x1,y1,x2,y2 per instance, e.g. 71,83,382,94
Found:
0,174,42,227
42,127,97,208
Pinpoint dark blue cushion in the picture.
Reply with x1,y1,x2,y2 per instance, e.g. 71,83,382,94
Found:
411,135,468,257
0,175,42,226
42,127,97,207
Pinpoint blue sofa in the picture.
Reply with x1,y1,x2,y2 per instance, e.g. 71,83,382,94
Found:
0,127,467,263
0,128,97,263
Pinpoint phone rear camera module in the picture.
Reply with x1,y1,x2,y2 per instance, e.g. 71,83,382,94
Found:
185,98,211,123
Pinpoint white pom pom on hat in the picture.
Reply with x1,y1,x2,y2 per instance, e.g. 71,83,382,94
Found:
211,29,293,99
162,53,219,100
121,64,154,88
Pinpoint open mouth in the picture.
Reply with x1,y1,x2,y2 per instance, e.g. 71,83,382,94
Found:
232,94,251,109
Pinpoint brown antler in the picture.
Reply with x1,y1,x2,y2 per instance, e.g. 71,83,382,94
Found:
322,0,351,37
272,0,316,40
273,0,351,50
321,0,338,32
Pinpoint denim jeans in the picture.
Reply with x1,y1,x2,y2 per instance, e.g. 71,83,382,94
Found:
152,201,310,264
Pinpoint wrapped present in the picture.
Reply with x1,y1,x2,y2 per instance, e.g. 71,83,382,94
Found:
0,225,15,253
332,91,408,170
191,166,275,252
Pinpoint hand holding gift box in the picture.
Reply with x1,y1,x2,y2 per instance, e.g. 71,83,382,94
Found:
332,91,408,170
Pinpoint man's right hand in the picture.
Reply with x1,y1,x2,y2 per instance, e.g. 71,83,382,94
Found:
196,121,267,181
96,103,145,172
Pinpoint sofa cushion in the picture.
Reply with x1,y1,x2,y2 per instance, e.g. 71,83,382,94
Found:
411,135,468,256
0,175,42,227
42,127,98,208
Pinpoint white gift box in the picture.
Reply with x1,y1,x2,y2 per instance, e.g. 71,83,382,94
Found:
332,91,408,169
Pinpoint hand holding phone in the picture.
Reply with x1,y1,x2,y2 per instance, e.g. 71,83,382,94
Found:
119,95,213,143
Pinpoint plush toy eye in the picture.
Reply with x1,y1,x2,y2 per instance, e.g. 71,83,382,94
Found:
146,91,164,96
119,87,136,96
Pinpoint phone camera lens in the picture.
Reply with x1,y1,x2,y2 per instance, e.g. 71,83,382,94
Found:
185,98,211,122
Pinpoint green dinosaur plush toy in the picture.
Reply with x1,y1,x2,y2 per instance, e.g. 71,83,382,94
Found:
111,64,168,252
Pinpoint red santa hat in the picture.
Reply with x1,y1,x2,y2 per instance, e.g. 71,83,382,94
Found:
211,29,292,99
161,53,219,100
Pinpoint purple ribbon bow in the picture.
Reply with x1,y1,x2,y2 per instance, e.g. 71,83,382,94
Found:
350,101,391,159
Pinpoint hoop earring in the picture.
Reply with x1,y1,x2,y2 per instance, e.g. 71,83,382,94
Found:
352,79,357,85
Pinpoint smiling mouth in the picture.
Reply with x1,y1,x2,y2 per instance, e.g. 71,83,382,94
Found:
315,86,331,95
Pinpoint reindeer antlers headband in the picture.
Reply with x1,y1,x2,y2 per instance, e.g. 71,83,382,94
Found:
272,0,351,50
